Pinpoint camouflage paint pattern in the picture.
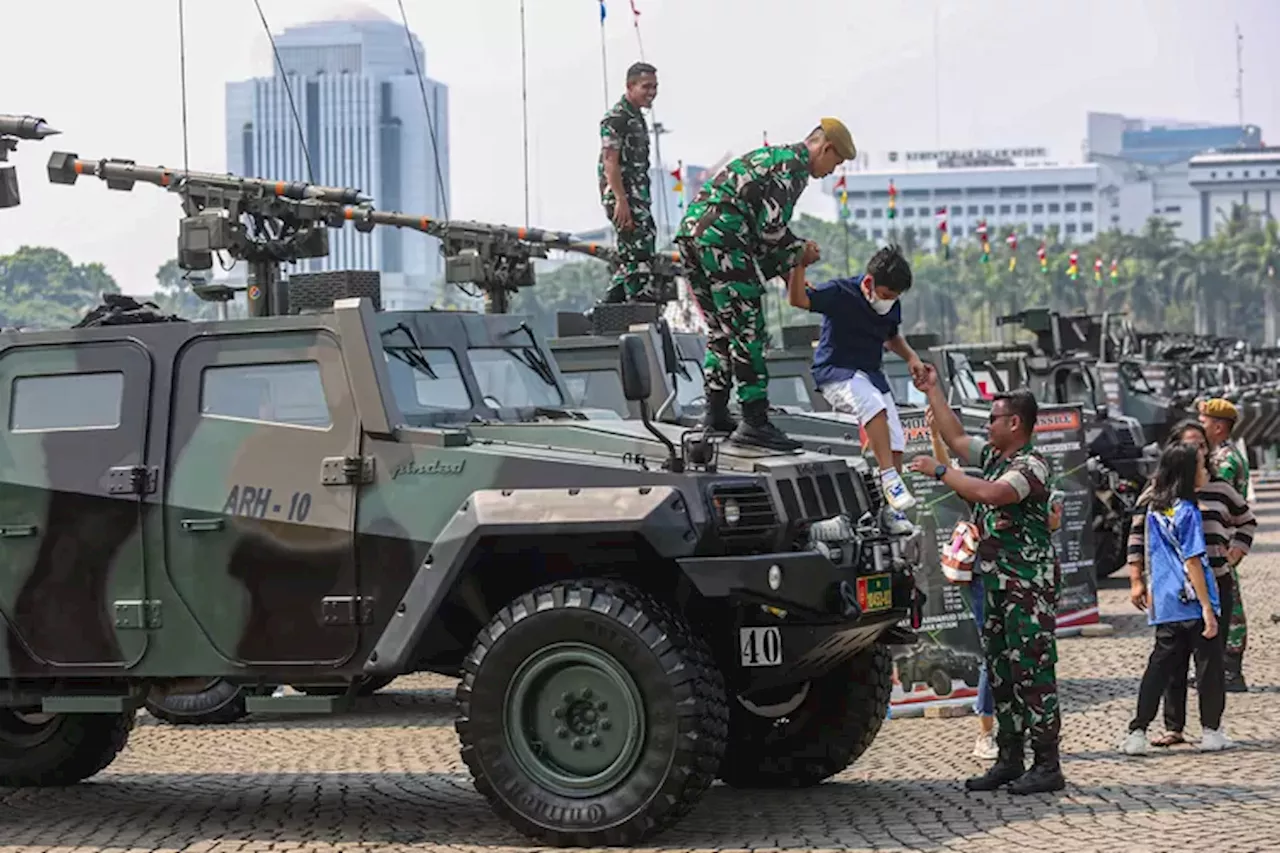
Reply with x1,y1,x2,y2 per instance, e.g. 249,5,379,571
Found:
1211,442,1249,656
675,143,812,406
972,439,1056,590
983,582,1060,748
0,301,901,687
597,96,654,301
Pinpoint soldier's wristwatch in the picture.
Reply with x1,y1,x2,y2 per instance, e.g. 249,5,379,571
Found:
933,463,947,481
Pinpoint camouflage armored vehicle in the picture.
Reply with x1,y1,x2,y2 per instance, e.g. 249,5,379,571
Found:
0,151,924,846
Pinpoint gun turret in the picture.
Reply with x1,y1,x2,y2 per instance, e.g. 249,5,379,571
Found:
0,114,59,209
47,151,687,317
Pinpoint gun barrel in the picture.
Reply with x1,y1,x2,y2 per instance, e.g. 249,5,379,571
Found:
0,115,59,140
47,152,372,205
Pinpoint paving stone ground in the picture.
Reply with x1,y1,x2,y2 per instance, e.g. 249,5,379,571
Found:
4,492,1280,853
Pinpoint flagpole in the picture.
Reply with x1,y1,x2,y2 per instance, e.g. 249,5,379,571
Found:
599,1,609,109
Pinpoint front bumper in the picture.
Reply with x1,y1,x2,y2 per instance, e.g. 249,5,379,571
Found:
677,550,921,691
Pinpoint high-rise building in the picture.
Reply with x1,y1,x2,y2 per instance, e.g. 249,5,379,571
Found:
225,4,450,309
1189,147,1280,239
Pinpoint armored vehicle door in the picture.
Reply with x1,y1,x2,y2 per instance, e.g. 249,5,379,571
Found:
164,328,362,666
0,340,152,669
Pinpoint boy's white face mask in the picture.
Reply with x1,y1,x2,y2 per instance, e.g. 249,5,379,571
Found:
863,280,897,315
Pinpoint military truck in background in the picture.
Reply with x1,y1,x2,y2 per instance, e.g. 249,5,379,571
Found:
0,150,928,846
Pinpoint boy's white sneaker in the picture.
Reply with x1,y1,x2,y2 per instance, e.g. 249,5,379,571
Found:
880,505,917,536
1199,728,1234,751
880,468,917,512
1119,729,1149,755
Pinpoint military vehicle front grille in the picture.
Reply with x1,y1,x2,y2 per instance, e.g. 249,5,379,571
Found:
777,472,846,523
858,468,885,514
835,471,860,514
709,484,777,546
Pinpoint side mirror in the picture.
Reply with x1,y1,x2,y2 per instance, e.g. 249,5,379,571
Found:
619,333,652,402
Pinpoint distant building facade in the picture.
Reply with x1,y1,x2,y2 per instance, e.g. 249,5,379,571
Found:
1087,112,1262,242
824,149,1102,249
225,4,450,309
1188,148,1280,239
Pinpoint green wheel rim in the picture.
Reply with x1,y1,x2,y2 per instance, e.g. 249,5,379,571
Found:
503,641,646,798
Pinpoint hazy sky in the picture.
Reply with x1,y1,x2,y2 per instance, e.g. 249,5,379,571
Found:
3,0,1277,296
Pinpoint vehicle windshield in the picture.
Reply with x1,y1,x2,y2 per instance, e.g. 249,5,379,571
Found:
382,346,473,420
675,358,706,414
563,369,628,416
883,359,927,407
948,355,986,403
768,376,814,410
468,346,564,408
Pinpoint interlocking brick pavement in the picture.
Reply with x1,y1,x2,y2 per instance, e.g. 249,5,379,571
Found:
3,493,1280,853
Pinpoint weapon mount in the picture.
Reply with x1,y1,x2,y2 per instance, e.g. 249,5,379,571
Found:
0,114,59,209
48,151,685,316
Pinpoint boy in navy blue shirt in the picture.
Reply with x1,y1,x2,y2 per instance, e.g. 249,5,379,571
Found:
787,243,927,534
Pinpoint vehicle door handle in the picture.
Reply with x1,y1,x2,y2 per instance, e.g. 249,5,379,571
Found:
0,524,37,538
180,518,224,533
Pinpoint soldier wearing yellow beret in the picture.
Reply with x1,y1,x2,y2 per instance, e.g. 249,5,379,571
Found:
675,118,856,450
1198,397,1251,691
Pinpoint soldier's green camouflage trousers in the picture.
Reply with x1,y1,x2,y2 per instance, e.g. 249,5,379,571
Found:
675,237,769,404
1227,563,1247,656
982,581,1061,747
603,200,656,302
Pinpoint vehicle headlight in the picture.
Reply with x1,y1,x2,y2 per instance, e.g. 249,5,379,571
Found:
708,483,776,545
723,498,741,526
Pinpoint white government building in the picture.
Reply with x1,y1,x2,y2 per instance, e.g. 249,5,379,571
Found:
824,112,1266,250
224,4,451,309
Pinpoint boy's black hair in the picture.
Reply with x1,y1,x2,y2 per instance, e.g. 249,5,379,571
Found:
626,62,657,82
866,243,912,293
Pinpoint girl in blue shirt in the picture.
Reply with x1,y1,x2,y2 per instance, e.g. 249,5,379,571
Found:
1120,441,1229,754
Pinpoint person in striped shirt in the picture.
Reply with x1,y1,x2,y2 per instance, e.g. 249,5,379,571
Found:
1126,419,1254,748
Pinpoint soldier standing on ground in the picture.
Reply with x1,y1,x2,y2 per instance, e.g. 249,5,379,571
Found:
909,370,1065,794
598,62,659,304
1198,397,1251,692
675,119,855,451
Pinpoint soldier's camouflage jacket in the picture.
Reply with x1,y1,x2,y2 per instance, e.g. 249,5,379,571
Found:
966,437,1056,590
675,143,811,281
597,96,651,211
1212,442,1250,500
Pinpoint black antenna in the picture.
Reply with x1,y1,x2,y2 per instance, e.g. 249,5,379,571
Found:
177,0,191,175
251,0,314,183
395,0,450,222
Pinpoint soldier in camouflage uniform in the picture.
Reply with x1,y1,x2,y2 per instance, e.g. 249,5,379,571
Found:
1199,397,1251,691
598,62,659,303
674,119,855,451
911,375,1065,794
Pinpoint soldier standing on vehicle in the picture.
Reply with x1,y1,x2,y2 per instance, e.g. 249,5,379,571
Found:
598,62,659,304
909,369,1065,794
675,119,855,451
1198,397,1251,692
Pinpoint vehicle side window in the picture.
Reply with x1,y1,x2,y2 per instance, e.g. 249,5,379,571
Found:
200,361,331,428
9,371,125,432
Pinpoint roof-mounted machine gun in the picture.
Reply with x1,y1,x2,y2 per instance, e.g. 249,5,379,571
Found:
47,151,372,317
1,114,59,208
48,151,686,317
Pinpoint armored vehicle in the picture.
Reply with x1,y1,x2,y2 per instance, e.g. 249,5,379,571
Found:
0,151,924,846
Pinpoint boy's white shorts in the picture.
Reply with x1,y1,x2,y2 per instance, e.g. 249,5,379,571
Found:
819,372,905,453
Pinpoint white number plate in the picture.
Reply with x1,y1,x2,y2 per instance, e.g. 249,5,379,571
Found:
739,626,783,667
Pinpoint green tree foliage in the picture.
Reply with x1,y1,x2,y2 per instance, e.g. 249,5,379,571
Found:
0,246,121,329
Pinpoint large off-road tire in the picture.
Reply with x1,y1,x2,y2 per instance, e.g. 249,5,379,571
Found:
930,667,954,698
144,679,273,726
291,675,397,697
456,579,729,847
718,643,893,789
0,709,133,786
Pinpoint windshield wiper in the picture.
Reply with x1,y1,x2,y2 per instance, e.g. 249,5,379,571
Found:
381,323,438,380
509,346,558,388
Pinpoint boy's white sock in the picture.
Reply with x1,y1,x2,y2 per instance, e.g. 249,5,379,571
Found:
879,467,916,511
